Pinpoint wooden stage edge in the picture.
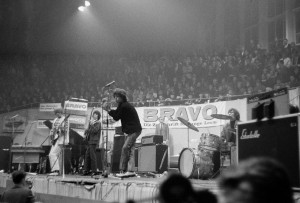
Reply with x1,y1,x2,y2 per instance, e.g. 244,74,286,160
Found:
0,172,219,203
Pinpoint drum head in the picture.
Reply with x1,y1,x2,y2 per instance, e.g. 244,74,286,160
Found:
178,148,195,178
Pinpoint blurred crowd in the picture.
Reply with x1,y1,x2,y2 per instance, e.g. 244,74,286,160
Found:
0,39,299,113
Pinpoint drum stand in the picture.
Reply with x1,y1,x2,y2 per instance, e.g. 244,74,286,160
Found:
209,146,232,180
209,150,222,179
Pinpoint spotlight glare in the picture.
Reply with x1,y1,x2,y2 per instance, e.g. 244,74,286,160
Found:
85,1,91,7
78,6,85,12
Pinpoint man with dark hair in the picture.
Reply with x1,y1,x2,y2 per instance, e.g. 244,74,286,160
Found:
221,108,240,144
1,171,35,203
159,174,196,203
83,110,101,175
103,88,142,176
218,157,293,203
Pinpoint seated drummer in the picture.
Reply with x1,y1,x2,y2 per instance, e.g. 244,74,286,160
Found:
220,108,240,146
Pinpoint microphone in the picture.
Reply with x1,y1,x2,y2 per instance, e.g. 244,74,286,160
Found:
104,81,115,87
10,114,19,119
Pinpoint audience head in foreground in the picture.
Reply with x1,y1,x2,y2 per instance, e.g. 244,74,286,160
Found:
1,170,35,203
218,157,293,203
158,173,217,203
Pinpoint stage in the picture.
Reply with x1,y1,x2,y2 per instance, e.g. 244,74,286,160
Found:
0,172,219,203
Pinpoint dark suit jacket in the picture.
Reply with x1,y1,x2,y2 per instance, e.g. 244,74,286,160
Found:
155,123,169,141
1,185,35,203
85,121,101,145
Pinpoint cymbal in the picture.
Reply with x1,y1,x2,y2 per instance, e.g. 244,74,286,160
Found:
211,114,232,120
177,117,199,132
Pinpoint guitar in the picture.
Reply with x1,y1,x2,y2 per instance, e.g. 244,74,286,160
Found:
84,108,95,143
50,115,70,145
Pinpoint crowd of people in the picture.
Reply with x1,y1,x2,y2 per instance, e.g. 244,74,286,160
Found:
0,39,299,113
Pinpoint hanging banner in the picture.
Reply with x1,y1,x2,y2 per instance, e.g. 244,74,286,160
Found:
64,100,88,116
138,102,226,128
94,102,226,129
39,103,62,112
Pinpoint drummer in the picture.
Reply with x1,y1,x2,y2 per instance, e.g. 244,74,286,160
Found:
220,108,240,146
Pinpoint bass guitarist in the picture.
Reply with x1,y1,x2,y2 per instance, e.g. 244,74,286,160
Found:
48,107,68,175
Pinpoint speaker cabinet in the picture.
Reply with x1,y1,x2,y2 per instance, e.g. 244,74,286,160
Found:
247,88,289,120
264,99,275,118
237,114,300,187
252,102,265,120
111,135,125,172
0,149,10,172
138,144,168,173
61,147,72,174
0,136,12,149
96,148,105,171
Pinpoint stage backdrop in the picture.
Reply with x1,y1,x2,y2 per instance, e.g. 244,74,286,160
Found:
0,99,247,156
93,99,247,155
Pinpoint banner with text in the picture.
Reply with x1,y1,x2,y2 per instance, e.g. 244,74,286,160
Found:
138,102,226,128
39,103,62,112
64,100,88,116
95,102,227,129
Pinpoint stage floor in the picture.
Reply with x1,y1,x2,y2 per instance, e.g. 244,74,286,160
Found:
0,172,219,203
1,172,300,203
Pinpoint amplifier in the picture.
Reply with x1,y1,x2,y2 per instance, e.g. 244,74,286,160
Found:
237,113,300,187
0,136,12,149
141,135,163,145
138,144,168,173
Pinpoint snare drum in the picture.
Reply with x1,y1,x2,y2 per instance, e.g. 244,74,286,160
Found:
178,148,220,179
199,133,221,151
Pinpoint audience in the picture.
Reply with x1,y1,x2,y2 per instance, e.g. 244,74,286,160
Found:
218,157,293,203
0,170,35,203
0,39,299,113
158,174,217,203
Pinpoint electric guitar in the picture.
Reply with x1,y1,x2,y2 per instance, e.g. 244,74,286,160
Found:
50,115,70,145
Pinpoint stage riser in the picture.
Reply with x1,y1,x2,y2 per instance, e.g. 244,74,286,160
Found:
35,193,109,203
0,173,219,203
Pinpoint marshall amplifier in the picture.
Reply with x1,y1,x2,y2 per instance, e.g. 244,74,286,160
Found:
141,135,163,146
237,113,300,187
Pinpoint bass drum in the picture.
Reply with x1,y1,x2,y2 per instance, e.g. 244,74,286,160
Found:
178,148,220,179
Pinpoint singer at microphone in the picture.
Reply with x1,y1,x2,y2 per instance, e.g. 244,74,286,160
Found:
104,81,115,88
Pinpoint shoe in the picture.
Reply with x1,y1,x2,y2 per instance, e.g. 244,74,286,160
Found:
116,171,135,177
115,171,125,177
48,171,59,176
124,171,135,176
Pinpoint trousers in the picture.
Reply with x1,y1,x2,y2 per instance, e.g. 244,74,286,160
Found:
49,141,62,172
84,144,97,172
119,131,141,171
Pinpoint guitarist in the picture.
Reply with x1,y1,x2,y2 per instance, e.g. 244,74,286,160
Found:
48,107,67,175
83,110,101,175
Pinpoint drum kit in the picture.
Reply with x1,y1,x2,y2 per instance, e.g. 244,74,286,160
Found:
177,114,232,179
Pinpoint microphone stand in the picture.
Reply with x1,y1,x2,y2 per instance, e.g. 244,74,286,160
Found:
61,101,69,179
8,118,16,173
102,86,113,177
